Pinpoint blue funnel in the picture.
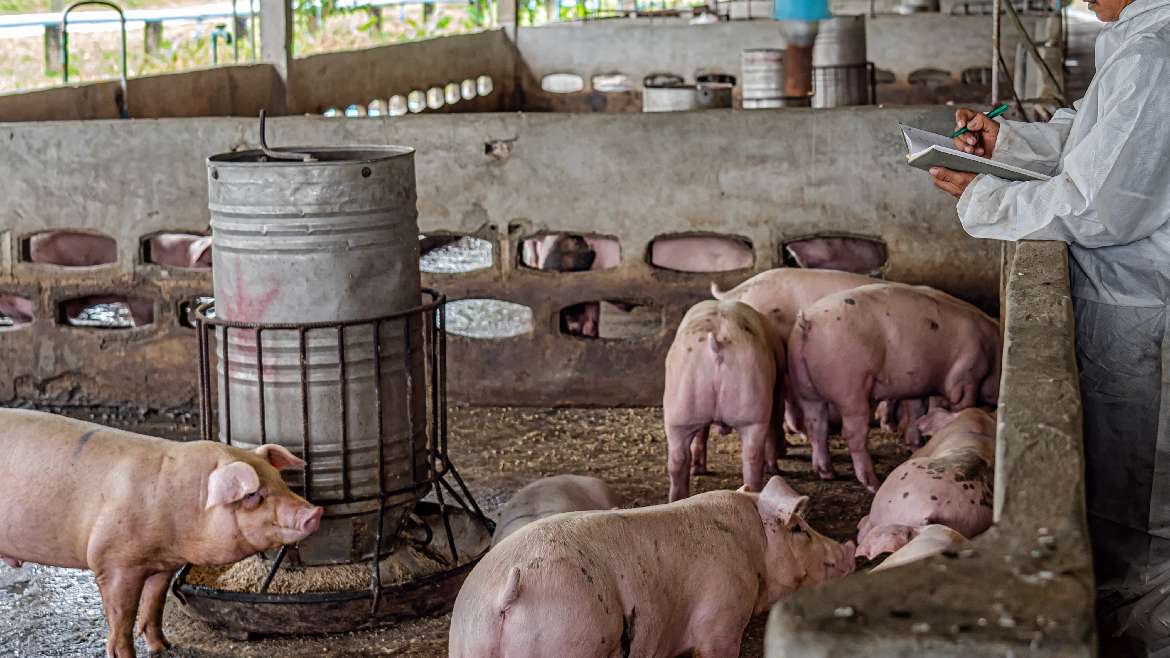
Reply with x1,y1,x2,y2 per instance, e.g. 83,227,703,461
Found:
772,0,830,21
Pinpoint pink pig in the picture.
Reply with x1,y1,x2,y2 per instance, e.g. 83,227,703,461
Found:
449,476,855,658
0,410,323,658
663,299,784,501
869,524,969,573
788,284,1001,491
857,407,996,559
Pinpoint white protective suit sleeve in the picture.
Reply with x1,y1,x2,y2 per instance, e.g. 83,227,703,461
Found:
957,41,1170,248
990,103,1079,176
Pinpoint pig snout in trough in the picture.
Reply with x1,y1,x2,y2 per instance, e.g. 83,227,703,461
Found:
0,409,323,658
869,524,969,573
492,474,619,546
787,283,1001,491
663,299,785,501
450,476,854,658
856,407,996,560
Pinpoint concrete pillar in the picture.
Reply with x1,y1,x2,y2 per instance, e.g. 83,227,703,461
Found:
144,20,163,55
43,0,63,75
499,0,518,40
260,0,293,112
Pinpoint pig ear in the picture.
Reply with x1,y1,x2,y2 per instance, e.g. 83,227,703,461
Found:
255,444,306,471
206,461,261,510
758,476,809,530
916,408,959,438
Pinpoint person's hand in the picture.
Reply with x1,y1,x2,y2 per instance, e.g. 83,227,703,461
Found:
952,108,1001,158
930,167,978,198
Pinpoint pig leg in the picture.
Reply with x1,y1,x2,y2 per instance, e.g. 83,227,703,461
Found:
95,567,147,658
135,570,174,653
690,425,710,476
899,399,927,448
691,603,751,658
739,423,769,492
841,411,879,492
667,425,696,501
798,399,834,480
0,555,22,568
770,387,787,464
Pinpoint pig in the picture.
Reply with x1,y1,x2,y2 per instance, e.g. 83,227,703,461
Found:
869,524,969,573
855,407,996,558
788,284,1001,491
521,234,620,271
711,268,922,440
492,475,619,546
0,410,323,658
561,302,601,338
783,236,887,274
27,231,117,267
664,299,784,501
145,233,212,269
0,294,34,325
650,236,753,272
450,476,855,658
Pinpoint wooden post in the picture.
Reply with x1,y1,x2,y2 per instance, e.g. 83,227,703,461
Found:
260,0,293,112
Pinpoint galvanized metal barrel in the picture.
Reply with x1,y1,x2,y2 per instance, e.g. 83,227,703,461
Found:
812,15,870,108
741,48,786,109
207,146,426,565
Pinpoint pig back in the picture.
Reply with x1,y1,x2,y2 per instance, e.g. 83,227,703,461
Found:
0,410,182,568
492,475,619,545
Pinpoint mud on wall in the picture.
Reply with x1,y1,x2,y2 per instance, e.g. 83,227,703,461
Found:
0,106,995,408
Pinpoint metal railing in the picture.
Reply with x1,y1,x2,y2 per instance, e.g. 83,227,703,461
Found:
62,0,128,117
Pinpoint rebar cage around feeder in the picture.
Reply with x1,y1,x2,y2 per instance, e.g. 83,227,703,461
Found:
185,289,492,614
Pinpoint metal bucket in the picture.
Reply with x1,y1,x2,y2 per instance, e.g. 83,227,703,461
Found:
812,15,866,67
207,146,426,565
741,48,784,109
812,63,873,107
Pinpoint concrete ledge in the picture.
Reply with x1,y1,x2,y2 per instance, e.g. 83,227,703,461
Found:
766,241,1094,656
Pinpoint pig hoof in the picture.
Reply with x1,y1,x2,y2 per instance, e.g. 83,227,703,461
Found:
691,466,708,476
765,461,781,476
816,468,835,481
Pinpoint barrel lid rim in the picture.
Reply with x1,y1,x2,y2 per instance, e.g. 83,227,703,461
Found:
207,145,415,166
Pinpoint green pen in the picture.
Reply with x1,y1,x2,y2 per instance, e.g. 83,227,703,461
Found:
949,103,1010,139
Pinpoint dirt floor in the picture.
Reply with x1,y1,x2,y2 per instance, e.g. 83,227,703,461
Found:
0,405,910,657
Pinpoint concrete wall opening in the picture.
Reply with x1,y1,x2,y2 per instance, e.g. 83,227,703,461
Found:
141,232,212,270
0,294,34,328
541,73,585,94
420,235,494,274
648,234,754,273
476,75,494,96
908,67,953,86
389,95,408,116
58,295,155,329
445,299,533,339
519,234,621,272
426,87,445,110
408,90,425,113
782,235,888,274
21,231,117,267
559,300,660,339
592,73,633,93
177,295,215,329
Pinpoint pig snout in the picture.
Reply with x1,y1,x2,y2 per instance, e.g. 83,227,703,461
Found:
284,504,324,543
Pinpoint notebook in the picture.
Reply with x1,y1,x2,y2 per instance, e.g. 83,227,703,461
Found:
898,124,1051,182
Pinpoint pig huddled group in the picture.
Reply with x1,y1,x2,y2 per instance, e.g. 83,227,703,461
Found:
665,268,1001,496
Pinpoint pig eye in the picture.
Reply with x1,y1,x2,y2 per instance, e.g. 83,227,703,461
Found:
242,490,265,509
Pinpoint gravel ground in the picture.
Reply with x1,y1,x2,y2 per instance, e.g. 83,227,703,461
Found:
0,405,910,657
